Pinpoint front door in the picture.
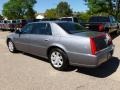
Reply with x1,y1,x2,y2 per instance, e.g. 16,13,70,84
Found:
14,24,33,52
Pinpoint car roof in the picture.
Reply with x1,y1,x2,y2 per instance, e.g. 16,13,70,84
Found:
60,16,76,18
91,16,111,18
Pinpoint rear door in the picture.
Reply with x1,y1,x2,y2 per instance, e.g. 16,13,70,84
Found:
28,23,53,57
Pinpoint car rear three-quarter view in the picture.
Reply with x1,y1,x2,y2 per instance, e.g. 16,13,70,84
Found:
7,21,114,71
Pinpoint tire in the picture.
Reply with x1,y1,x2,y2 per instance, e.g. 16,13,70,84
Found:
49,48,69,71
7,40,17,53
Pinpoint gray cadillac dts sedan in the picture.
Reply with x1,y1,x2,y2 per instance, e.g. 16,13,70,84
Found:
7,21,114,70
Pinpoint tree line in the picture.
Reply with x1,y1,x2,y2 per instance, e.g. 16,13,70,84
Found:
45,0,120,21
1,0,120,21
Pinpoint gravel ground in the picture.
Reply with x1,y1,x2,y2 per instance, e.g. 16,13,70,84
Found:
0,31,120,90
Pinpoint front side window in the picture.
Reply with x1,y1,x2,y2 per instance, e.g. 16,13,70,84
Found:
57,22,87,34
31,23,52,35
21,24,33,34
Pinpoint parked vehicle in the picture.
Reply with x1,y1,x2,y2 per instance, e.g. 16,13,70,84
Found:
0,20,3,30
7,21,114,71
16,19,27,30
0,20,17,31
60,17,79,23
81,16,120,33
8,20,18,32
1,20,8,31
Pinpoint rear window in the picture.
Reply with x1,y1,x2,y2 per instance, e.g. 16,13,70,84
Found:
89,16,110,22
57,23,87,34
60,18,72,22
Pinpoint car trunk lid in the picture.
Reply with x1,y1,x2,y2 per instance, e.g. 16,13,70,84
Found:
73,31,112,55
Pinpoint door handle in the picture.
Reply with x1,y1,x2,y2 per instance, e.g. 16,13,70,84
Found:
44,39,49,41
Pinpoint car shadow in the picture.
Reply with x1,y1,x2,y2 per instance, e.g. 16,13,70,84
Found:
22,52,50,63
76,57,120,78
21,52,120,78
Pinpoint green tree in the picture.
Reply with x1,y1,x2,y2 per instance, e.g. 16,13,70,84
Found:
74,11,91,22
2,0,37,19
45,8,57,18
0,14,3,20
24,7,36,19
85,0,120,19
56,1,73,17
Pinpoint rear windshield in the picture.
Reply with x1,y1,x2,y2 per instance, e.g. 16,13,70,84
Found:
57,23,87,34
89,17,110,22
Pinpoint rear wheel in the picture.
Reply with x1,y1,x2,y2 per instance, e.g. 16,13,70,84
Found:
7,40,17,53
49,48,69,71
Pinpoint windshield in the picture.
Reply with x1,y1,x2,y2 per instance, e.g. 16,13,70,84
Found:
57,22,87,34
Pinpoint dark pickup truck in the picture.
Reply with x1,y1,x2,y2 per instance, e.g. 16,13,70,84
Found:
81,16,120,33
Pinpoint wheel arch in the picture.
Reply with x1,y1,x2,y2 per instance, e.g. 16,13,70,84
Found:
47,45,67,58
6,38,11,45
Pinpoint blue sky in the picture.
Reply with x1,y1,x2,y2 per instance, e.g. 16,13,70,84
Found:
0,0,88,14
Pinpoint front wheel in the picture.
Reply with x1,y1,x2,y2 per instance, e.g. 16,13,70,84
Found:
49,48,69,71
7,40,17,53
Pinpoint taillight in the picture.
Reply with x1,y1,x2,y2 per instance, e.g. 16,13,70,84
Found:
90,37,97,55
99,24,104,31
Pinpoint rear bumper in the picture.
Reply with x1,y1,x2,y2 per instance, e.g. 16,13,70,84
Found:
68,45,114,67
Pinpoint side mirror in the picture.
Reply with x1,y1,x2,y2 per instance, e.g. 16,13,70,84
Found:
15,29,21,34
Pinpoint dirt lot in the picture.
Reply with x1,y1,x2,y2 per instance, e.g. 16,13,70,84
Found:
0,31,120,90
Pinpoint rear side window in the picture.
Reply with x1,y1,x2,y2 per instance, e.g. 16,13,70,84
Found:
31,23,52,35
98,17,110,22
89,16,110,22
89,17,98,22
